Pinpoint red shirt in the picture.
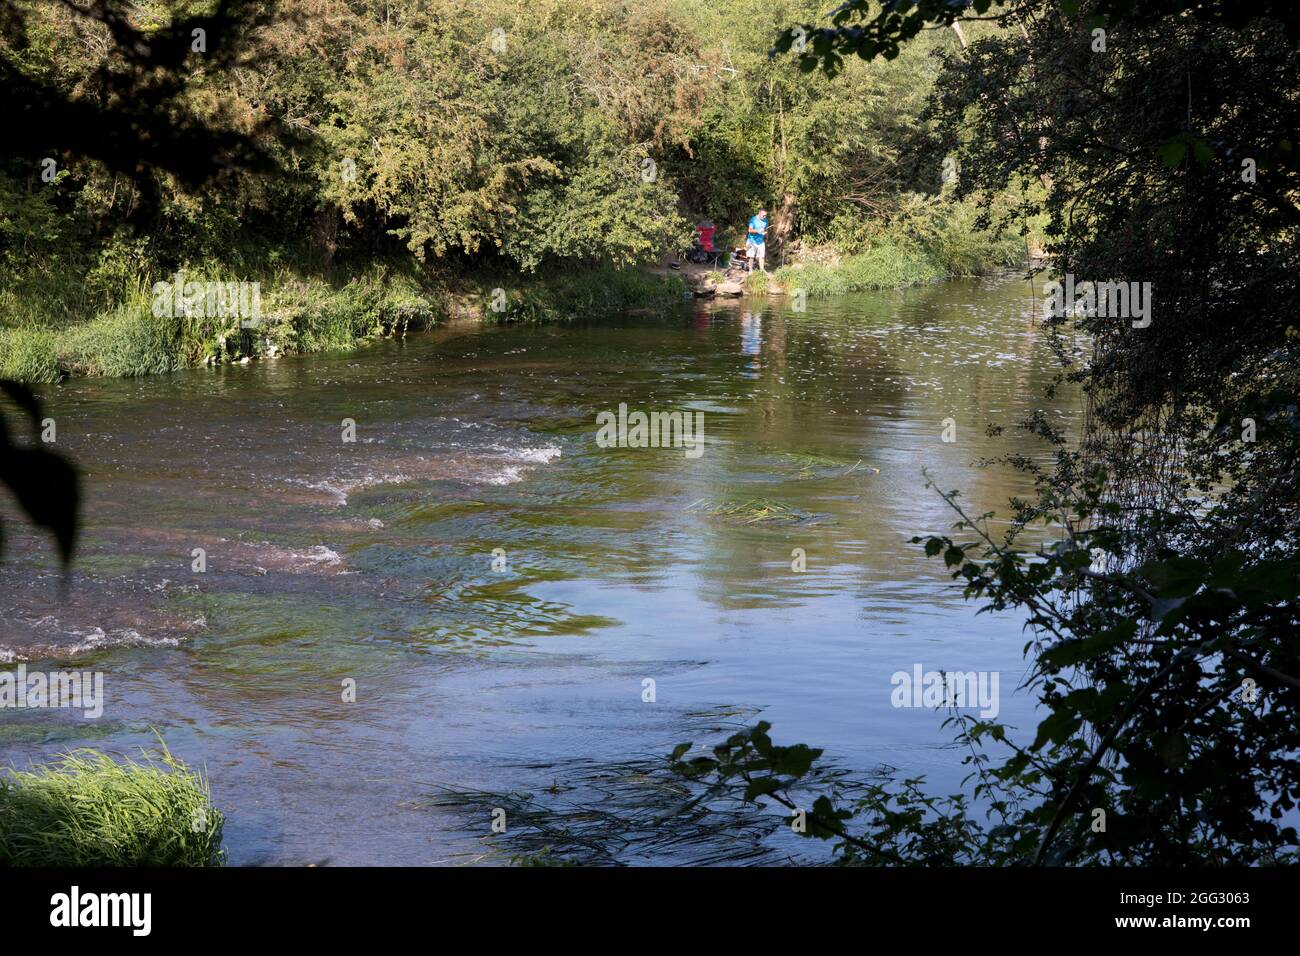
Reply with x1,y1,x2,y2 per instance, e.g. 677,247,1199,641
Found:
697,226,716,252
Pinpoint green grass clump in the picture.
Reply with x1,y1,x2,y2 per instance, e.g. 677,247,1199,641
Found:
0,258,445,382
0,744,225,866
775,194,1033,300
742,269,770,295
0,327,60,383
262,263,442,354
58,302,189,378
775,240,939,297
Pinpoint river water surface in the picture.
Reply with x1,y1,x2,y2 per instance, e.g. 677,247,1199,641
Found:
0,275,1078,864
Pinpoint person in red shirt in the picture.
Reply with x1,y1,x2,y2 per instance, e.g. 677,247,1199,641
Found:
697,220,717,254
685,219,722,266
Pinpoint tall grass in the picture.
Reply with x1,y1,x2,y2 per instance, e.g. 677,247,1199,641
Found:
775,240,939,297
742,269,771,295
0,260,446,383
0,744,225,866
0,258,692,381
775,193,1035,298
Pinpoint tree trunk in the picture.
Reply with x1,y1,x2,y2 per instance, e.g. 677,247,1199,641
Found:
313,206,339,267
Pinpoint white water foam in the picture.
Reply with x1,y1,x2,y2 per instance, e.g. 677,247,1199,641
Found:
0,614,195,662
287,473,414,506
292,442,563,500
475,443,562,485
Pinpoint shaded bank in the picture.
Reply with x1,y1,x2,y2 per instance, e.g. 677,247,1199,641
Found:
1,226,1026,384
0,264,691,384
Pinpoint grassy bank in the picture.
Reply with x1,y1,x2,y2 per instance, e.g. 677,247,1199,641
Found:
749,202,1034,297
0,260,692,383
0,259,444,383
0,744,224,866
0,200,1019,384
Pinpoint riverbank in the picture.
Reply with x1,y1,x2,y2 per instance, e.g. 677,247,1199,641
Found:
0,0,1043,390
662,240,1019,299
0,262,690,384
662,207,1039,300
0,225,1029,384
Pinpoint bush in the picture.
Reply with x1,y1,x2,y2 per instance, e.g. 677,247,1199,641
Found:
0,744,225,866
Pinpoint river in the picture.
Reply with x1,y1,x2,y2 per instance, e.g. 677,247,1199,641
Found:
0,274,1078,864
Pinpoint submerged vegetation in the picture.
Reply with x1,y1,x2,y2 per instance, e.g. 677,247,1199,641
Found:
689,497,816,523
430,765,785,866
784,453,874,480
0,744,225,866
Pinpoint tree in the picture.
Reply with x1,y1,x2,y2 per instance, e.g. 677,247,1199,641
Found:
1,0,276,562
670,0,1300,864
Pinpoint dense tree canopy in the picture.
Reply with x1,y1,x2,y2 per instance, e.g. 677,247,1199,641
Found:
1,0,1023,285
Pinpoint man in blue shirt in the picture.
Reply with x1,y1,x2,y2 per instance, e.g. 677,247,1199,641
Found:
745,207,768,273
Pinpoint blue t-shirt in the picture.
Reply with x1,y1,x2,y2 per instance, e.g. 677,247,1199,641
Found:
747,215,767,243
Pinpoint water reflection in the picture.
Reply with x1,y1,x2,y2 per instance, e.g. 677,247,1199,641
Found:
0,275,1079,864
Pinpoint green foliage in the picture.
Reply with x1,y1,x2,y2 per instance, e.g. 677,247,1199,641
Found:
771,191,1034,296
742,269,770,295
1,0,1034,385
482,268,688,323
660,0,1300,868
775,241,938,295
58,304,190,379
0,330,59,384
668,722,982,863
772,0,1300,74
315,0,703,270
0,260,447,381
0,744,225,867
905,475,1300,865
